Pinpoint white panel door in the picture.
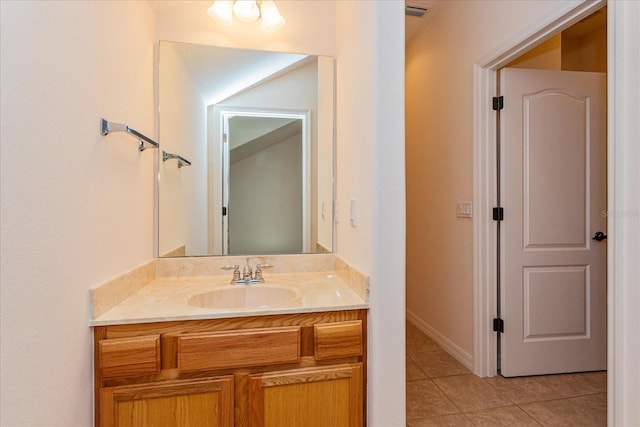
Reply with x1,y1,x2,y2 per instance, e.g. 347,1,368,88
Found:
501,68,607,377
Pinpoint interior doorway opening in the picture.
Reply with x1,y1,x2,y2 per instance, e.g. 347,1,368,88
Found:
472,0,608,378
494,7,608,376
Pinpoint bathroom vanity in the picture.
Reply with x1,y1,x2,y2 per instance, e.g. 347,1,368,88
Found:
91,39,362,426
90,255,369,427
94,310,365,427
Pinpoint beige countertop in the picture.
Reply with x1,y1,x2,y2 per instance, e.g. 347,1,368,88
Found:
90,270,368,326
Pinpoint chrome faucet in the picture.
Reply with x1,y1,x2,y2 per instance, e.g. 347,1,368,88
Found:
242,258,253,282
222,258,274,285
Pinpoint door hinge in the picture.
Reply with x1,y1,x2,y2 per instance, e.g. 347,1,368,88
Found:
492,207,504,221
222,206,227,216
492,96,504,111
493,318,504,333
223,133,228,144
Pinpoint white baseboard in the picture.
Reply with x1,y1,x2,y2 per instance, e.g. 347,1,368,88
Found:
406,309,474,371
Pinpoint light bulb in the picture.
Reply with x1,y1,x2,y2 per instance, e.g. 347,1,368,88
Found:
260,0,285,32
207,0,233,26
233,0,260,23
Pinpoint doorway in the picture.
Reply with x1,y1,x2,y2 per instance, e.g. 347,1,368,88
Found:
208,106,312,255
473,0,608,378
493,9,608,376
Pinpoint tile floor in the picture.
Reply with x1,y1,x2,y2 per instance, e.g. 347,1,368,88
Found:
406,322,607,426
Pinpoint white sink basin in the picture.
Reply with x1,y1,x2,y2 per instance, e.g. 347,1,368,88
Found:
188,285,299,309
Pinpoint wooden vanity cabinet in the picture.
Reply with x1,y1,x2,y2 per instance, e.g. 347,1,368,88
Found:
93,310,367,427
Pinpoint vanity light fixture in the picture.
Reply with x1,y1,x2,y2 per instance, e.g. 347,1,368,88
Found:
207,0,286,32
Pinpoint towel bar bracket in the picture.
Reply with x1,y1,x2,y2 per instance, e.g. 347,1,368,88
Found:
162,150,192,168
100,118,159,151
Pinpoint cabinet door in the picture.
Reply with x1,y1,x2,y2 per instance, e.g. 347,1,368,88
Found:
100,376,233,427
248,363,363,427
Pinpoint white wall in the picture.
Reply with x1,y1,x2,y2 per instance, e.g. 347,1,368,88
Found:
158,42,208,256
0,2,155,426
508,34,562,69
230,134,303,254
336,1,406,425
405,0,592,358
219,60,317,149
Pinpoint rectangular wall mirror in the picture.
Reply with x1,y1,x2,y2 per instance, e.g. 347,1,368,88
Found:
158,41,335,257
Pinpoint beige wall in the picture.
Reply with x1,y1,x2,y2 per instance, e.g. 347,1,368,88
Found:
406,0,592,358
507,11,607,73
507,35,562,70
317,57,335,250
562,21,607,72
0,1,155,425
153,1,336,56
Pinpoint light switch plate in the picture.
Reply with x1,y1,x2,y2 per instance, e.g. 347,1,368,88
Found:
350,199,357,226
457,201,473,218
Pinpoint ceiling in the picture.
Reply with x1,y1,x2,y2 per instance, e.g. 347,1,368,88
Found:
163,42,309,106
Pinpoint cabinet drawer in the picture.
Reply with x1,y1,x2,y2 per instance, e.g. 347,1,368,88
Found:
177,326,300,372
98,335,160,378
314,320,363,360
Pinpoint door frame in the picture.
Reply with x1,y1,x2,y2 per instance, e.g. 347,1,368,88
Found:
474,0,640,424
208,105,312,255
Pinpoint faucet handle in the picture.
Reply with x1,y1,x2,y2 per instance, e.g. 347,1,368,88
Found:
221,265,241,283
254,263,274,281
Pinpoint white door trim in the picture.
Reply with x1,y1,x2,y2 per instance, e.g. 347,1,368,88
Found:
606,3,640,426
473,0,606,378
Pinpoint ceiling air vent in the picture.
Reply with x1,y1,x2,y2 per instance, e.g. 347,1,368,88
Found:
405,5,428,17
